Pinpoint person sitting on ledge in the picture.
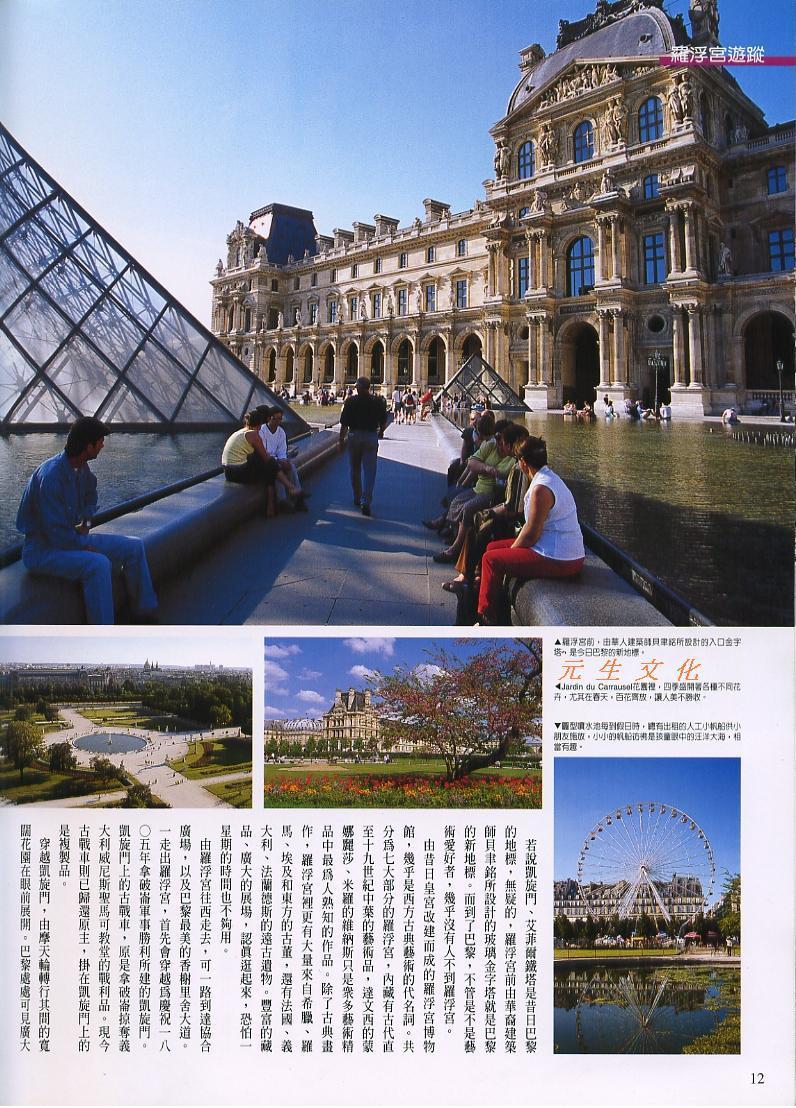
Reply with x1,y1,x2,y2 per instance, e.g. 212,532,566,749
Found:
16,416,158,625
563,401,577,416
259,406,309,511
476,435,585,625
721,407,740,424
223,407,279,515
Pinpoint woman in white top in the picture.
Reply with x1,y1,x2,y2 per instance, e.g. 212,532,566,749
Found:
477,436,585,624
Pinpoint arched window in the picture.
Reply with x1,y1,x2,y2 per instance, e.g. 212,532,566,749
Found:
643,173,660,200
573,121,594,164
517,141,535,179
370,341,384,382
303,349,313,382
285,349,294,381
345,344,359,380
244,309,251,331
566,237,595,296
267,349,277,382
397,339,412,382
323,347,334,382
638,97,663,142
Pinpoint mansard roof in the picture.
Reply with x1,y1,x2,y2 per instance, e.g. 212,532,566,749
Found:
507,2,682,117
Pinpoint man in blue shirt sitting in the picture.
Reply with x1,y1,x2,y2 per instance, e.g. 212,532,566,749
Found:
16,416,158,624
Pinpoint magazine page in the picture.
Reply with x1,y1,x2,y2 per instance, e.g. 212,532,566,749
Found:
1,0,794,1105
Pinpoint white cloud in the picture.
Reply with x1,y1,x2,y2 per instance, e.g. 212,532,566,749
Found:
299,668,322,680
296,689,325,705
264,706,287,720
264,659,289,696
349,664,378,682
264,643,301,658
343,637,395,657
413,663,446,684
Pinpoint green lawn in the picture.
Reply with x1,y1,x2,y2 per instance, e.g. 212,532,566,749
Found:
288,402,343,425
78,704,191,730
266,758,537,780
204,778,252,808
0,759,108,804
170,738,252,780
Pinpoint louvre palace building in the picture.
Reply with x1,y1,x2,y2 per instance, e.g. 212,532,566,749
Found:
211,0,794,416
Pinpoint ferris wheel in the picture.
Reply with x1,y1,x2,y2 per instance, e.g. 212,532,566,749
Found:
576,801,715,924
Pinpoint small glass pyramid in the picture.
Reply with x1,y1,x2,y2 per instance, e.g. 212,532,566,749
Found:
441,353,528,410
0,124,310,438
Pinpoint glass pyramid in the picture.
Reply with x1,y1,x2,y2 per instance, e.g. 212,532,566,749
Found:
442,353,528,411
0,123,310,438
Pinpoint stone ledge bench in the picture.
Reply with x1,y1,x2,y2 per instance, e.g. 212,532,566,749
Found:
0,430,337,625
507,551,672,626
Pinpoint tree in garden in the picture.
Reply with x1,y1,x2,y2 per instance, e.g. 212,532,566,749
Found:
373,640,542,781
210,704,233,730
3,721,46,782
49,742,77,773
717,872,741,941
124,783,155,808
554,915,574,943
90,755,118,785
14,704,34,722
43,704,60,723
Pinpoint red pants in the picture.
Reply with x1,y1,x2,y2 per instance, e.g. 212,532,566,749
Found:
478,539,584,621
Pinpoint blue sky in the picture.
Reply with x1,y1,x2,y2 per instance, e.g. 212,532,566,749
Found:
0,633,253,669
554,757,740,884
2,0,793,323
264,635,537,719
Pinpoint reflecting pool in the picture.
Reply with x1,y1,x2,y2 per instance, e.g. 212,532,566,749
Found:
554,962,740,1054
74,732,147,754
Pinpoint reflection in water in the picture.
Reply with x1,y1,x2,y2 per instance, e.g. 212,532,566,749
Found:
554,963,740,1054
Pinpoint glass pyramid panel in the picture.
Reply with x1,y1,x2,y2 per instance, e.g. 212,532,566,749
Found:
47,335,120,414
10,378,79,423
97,382,162,424
0,122,311,436
4,289,72,363
194,345,255,418
125,342,193,421
0,247,30,314
0,331,37,418
441,353,528,411
0,187,25,236
173,382,234,423
39,256,104,324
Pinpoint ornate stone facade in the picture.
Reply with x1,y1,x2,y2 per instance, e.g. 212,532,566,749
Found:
212,0,794,415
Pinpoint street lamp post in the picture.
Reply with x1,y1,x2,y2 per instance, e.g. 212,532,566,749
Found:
647,350,666,413
776,359,785,422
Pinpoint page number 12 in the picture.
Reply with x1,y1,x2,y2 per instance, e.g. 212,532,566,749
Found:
752,1074,765,1085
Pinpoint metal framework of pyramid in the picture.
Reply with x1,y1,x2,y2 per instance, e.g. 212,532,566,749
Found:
441,354,528,410
0,123,310,438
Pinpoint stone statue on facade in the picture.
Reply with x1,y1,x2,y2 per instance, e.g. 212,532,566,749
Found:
294,306,303,326
718,241,733,276
538,123,557,167
667,75,691,126
215,259,224,277
602,96,626,146
276,311,284,329
359,298,367,320
600,169,616,194
415,286,423,313
386,293,394,316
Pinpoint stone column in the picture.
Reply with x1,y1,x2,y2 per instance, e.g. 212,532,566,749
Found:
384,341,394,390
525,232,536,290
687,304,704,385
539,317,551,385
540,233,552,290
596,219,607,283
682,203,697,273
597,309,610,387
671,308,686,385
527,317,538,384
610,217,622,282
666,211,681,275
611,309,625,385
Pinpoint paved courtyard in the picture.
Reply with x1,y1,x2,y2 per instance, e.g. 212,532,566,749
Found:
157,417,464,625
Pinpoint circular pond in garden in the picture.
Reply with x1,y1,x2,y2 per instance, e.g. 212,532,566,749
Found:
74,732,148,755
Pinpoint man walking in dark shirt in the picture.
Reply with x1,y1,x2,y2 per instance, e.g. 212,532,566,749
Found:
338,377,388,516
